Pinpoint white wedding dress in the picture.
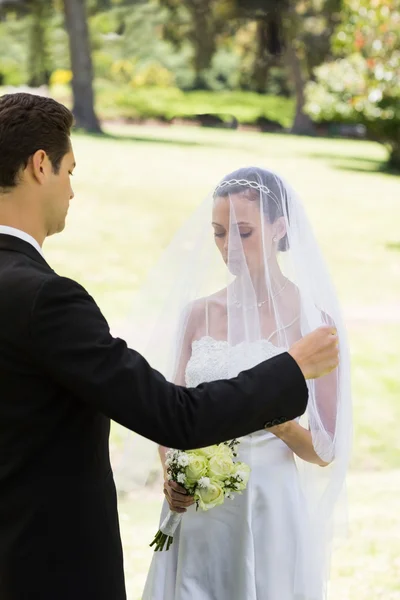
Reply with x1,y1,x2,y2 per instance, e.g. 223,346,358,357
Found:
142,336,320,600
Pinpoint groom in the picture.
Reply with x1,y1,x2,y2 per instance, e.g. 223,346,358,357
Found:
0,93,338,600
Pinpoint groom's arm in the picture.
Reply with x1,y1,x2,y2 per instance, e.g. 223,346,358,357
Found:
30,276,308,449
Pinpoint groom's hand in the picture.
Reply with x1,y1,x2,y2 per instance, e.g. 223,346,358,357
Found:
289,326,339,379
164,481,195,514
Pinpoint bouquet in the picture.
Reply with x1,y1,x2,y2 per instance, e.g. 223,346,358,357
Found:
150,439,250,551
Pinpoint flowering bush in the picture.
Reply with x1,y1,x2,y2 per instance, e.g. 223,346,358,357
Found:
306,0,400,169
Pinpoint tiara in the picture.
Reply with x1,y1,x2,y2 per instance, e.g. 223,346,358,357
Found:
214,179,271,196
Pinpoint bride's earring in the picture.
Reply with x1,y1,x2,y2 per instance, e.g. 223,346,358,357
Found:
273,236,278,242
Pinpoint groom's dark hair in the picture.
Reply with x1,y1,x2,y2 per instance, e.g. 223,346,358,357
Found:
0,93,74,190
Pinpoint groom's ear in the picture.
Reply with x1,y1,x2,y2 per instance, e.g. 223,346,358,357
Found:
29,150,52,185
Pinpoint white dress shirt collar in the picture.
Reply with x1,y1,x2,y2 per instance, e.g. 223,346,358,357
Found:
0,225,45,258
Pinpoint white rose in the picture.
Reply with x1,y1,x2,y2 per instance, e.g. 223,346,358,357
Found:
196,445,219,458
195,480,225,511
207,453,234,481
185,453,208,485
216,443,234,459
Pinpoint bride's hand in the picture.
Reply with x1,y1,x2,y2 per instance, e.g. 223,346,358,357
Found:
164,480,195,513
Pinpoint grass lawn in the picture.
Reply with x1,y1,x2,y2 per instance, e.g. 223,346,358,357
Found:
41,124,400,598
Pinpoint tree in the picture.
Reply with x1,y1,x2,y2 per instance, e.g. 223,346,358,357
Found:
233,0,344,133
230,0,316,133
27,0,51,87
250,11,283,94
306,0,400,169
156,0,233,89
0,0,51,87
286,0,344,134
62,0,102,132
301,0,343,75
186,0,217,89
1,0,101,133
283,4,315,134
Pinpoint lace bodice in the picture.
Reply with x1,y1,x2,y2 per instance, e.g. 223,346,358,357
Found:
185,336,287,388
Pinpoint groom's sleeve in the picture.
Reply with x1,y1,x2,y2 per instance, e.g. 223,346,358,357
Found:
30,275,308,449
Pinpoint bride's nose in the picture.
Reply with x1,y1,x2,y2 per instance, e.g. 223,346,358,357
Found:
224,230,242,253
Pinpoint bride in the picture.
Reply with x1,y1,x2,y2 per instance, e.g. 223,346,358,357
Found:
140,167,351,600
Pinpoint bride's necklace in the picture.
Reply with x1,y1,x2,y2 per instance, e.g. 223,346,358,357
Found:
232,277,289,310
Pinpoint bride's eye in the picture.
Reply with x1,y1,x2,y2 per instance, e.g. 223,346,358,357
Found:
240,231,252,239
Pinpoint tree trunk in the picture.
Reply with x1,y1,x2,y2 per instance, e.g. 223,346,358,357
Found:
28,0,50,87
285,37,315,135
62,0,101,133
283,6,314,136
187,0,216,90
388,142,400,171
252,18,271,94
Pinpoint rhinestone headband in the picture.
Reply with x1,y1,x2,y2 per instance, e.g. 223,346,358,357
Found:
214,179,271,196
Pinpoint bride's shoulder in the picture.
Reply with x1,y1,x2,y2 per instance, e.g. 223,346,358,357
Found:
182,290,226,336
206,288,227,310
186,289,226,314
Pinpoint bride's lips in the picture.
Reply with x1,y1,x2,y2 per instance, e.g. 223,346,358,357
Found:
223,252,243,262
224,257,243,266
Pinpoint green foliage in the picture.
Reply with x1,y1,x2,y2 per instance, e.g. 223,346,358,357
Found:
155,0,233,88
47,12,70,69
0,0,333,104
194,48,241,91
4,0,395,145
132,63,175,87
88,2,195,87
306,0,400,168
0,8,70,85
90,83,294,125
0,15,29,85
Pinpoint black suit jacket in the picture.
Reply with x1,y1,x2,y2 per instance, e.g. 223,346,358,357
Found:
0,234,308,600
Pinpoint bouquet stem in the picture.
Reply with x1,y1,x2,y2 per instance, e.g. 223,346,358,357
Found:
149,529,174,551
149,510,183,552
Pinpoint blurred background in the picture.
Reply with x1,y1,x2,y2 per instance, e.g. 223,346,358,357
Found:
1,0,399,598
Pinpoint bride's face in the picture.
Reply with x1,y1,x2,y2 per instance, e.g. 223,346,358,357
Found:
212,193,277,275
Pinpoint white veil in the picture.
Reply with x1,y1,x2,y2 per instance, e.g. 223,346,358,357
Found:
113,166,352,598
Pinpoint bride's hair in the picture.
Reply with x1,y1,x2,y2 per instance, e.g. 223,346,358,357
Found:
213,166,290,252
